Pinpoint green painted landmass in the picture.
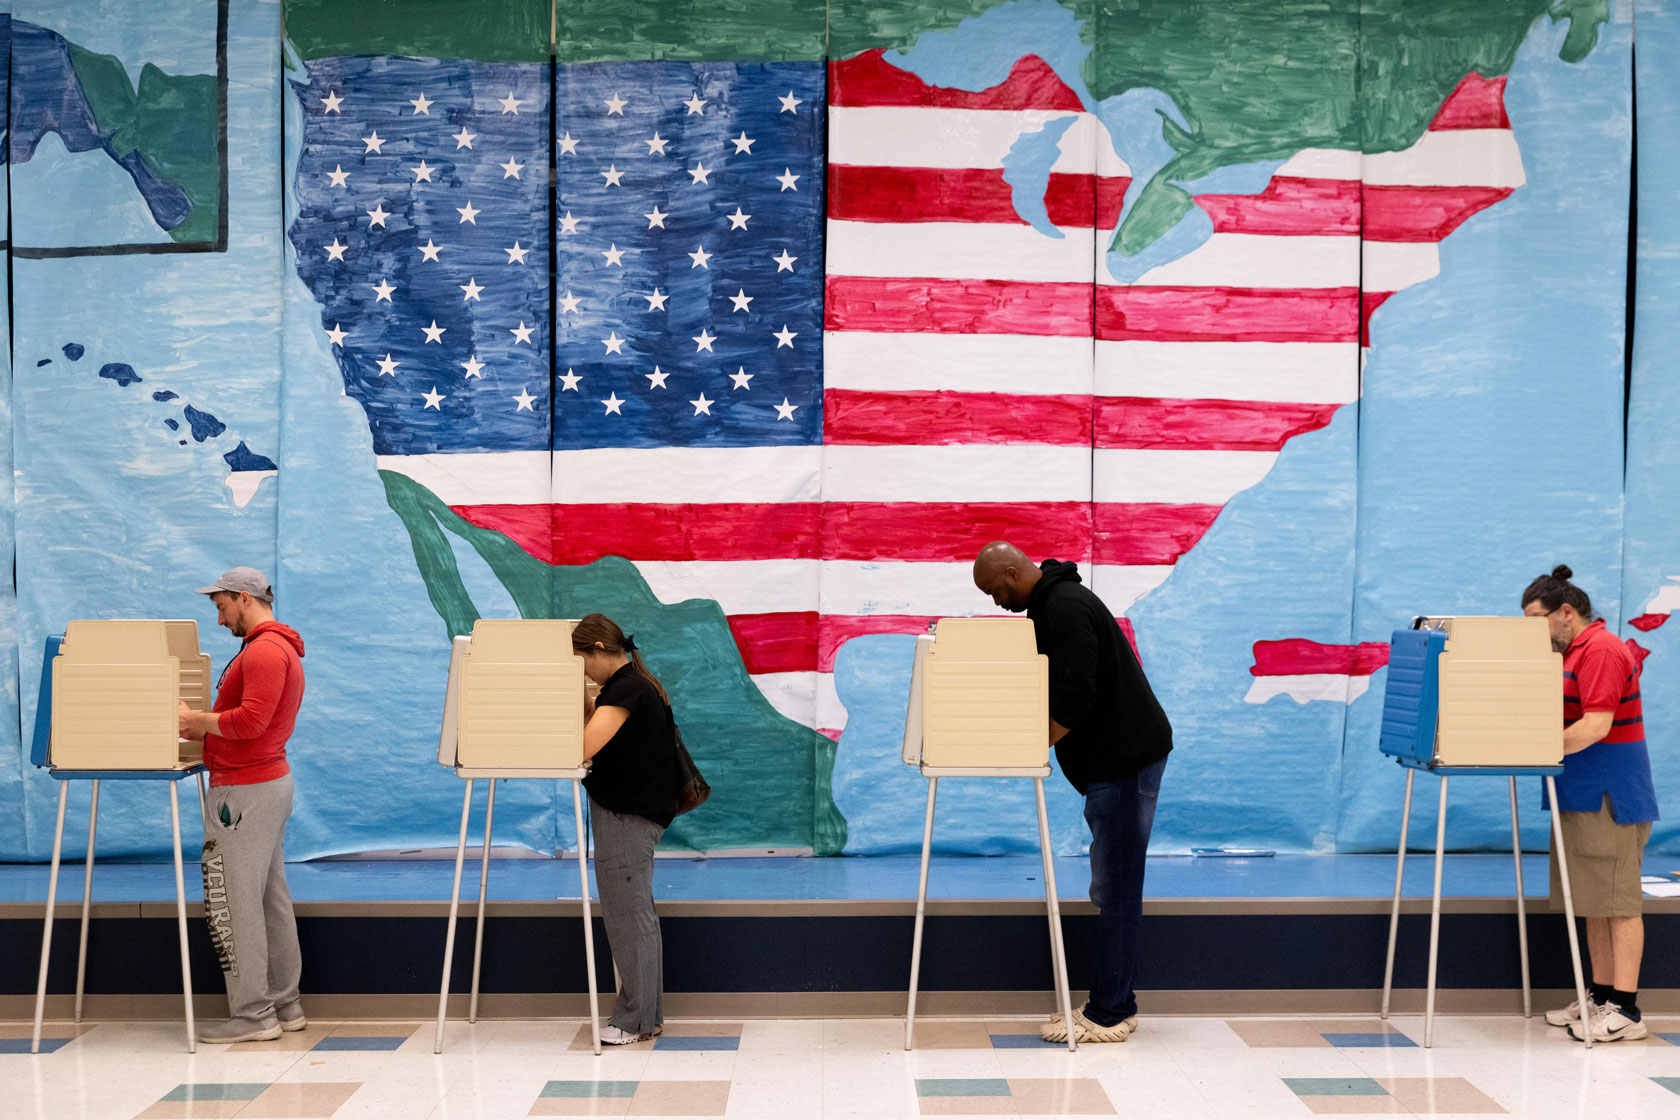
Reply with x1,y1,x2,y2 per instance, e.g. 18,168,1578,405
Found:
380,470,848,856
828,0,1054,59
285,0,824,62
284,0,551,62
65,46,221,244
1090,0,1608,254
553,0,825,63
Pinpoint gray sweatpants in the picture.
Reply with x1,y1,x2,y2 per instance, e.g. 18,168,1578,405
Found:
590,798,666,1034
200,773,302,1025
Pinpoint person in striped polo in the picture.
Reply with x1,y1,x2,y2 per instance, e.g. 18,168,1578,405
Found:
1521,566,1658,1042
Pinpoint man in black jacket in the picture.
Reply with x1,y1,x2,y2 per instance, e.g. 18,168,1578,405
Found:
974,541,1173,1043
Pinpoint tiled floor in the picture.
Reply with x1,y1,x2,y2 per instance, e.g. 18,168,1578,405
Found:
6,1014,1680,1118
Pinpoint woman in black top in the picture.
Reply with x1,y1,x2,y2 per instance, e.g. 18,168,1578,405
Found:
574,613,678,1045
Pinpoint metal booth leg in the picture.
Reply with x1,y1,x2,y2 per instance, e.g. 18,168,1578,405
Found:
435,778,475,1053
905,776,939,1051
573,780,600,1055
1509,776,1531,1018
469,780,498,1024
31,782,71,1054
1381,767,1416,1020
1424,776,1448,1048
169,781,197,1053
74,780,100,1024
1035,776,1076,1053
1548,776,1592,1050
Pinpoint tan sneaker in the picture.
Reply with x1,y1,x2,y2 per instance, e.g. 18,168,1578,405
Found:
1041,1007,1138,1043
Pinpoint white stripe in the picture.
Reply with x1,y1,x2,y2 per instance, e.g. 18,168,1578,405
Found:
634,559,818,616
749,671,848,729
825,332,1094,394
830,106,1093,171
376,451,551,506
1275,131,1524,189
818,560,1002,618
1362,130,1524,188
634,560,1175,619
552,447,820,503
1090,564,1176,613
1095,341,1358,404
1274,148,1361,181
1361,240,1441,293
1641,577,1680,616
828,220,1094,283
1124,233,1358,289
1094,448,1279,505
822,445,1092,502
1244,674,1371,705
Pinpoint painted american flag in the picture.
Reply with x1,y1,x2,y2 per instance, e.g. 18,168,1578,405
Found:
290,50,1525,735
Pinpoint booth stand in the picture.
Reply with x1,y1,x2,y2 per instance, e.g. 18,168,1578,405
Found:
900,619,1075,1053
1375,616,1590,1049
29,622,215,1054
433,622,601,1055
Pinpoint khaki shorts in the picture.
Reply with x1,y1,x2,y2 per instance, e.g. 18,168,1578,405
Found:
1549,795,1651,918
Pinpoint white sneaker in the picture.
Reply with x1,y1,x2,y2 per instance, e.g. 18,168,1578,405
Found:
599,1024,655,1046
1544,995,1597,1027
1568,1002,1648,1042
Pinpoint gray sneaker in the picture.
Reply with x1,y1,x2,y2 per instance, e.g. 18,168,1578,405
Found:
276,1001,308,1032
197,1017,282,1044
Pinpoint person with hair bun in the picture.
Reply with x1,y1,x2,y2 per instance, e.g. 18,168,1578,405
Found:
572,613,679,1045
1521,566,1658,1042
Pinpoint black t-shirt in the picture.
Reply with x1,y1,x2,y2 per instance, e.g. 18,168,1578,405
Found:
582,664,678,827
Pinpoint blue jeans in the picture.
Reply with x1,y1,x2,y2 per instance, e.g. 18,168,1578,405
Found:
1081,756,1166,1025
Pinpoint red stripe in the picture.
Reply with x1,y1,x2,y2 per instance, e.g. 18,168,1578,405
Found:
453,503,822,564
830,48,1083,111
824,389,1092,446
827,165,1128,228
825,276,1093,336
1629,613,1670,633
1250,639,1390,677
1093,502,1224,566
1195,177,1360,236
1094,397,1342,451
729,611,818,674
1429,73,1510,131
1360,290,1395,346
817,613,1141,671
1362,185,1513,242
454,501,1097,564
824,502,1091,562
457,501,1225,569
1627,639,1651,669
1097,285,1359,343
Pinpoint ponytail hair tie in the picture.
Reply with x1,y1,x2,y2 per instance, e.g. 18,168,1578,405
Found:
622,634,637,652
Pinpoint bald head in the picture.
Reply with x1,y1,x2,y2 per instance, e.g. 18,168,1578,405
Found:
973,540,1040,613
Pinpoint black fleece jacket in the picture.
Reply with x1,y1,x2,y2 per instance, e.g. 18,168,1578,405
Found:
1026,559,1173,792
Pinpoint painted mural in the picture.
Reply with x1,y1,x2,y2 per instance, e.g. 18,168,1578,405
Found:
0,0,1670,861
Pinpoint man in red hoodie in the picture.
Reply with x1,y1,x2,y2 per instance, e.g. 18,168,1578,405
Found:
177,567,307,1044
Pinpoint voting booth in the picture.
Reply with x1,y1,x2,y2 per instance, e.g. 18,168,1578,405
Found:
1375,616,1590,1049
29,620,214,1053
900,619,1075,1051
434,619,601,1053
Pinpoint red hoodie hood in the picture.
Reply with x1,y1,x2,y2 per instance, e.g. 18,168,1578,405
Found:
244,619,305,657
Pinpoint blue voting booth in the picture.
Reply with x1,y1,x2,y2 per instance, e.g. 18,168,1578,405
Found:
29,624,211,1054
1374,616,1590,1048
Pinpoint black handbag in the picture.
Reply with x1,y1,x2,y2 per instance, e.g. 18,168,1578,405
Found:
669,710,710,816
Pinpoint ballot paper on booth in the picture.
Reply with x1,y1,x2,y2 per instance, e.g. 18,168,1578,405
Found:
440,619,588,770
901,619,1049,769
1379,615,1563,768
47,620,211,770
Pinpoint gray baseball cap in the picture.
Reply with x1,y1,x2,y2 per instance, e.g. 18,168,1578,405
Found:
196,566,274,603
